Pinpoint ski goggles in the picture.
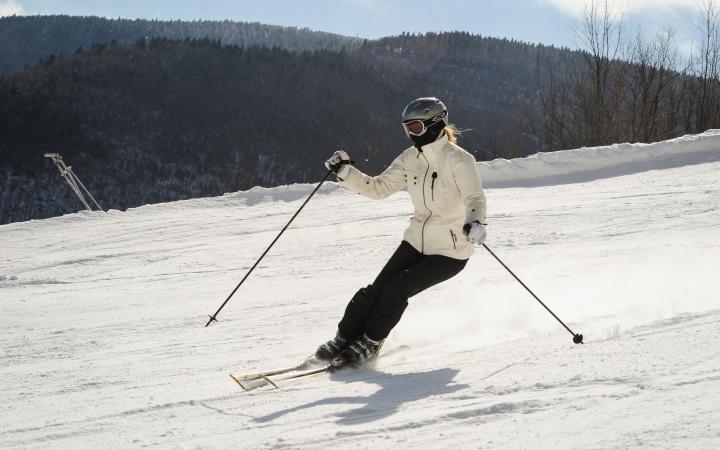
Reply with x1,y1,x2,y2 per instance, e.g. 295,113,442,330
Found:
402,119,428,137
402,110,448,137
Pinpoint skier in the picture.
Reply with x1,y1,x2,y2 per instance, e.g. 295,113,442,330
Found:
317,97,487,366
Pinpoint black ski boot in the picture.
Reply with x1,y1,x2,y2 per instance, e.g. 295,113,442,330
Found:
315,332,349,362
335,334,384,367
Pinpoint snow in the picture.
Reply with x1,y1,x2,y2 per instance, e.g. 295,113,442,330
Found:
480,129,720,187
2,131,720,448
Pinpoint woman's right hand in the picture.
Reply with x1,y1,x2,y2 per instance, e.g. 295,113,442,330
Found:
325,150,351,180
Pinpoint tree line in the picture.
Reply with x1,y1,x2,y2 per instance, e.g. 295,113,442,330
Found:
0,15,362,73
537,0,720,150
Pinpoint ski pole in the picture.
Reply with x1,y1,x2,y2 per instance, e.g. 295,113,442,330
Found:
205,170,334,327
482,244,583,344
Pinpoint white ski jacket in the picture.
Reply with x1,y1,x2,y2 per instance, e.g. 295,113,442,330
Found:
339,134,487,260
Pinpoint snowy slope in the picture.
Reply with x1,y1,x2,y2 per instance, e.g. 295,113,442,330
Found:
1,132,719,449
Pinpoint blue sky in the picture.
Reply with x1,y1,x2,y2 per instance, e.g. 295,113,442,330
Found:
0,0,703,52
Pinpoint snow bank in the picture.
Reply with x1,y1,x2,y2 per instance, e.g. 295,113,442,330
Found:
479,129,720,187
72,130,720,217
222,130,720,202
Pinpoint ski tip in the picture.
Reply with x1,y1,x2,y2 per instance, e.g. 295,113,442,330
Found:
229,374,247,391
230,374,270,392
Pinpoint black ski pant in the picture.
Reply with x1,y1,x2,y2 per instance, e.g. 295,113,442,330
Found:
337,240,468,342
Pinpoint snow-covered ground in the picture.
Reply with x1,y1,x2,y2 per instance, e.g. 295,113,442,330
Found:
2,132,719,449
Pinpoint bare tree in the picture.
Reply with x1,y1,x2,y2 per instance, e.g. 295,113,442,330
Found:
625,29,681,141
575,0,627,145
692,0,720,131
536,53,569,150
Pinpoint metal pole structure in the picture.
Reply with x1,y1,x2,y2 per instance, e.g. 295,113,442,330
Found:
71,170,103,211
205,170,334,327
44,153,97,211
482,244,584,344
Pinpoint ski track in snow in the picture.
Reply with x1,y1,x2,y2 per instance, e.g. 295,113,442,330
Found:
1,133,720,449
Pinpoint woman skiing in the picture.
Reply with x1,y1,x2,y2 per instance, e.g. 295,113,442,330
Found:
317,97,487,366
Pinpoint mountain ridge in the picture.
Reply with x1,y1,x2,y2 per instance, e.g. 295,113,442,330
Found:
0,15,363,73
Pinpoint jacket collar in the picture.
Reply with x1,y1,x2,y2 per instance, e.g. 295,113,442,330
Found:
415,133,448,159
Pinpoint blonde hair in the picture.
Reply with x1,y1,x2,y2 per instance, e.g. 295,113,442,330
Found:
443,124,461,143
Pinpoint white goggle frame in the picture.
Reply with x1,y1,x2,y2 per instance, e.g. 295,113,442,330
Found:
401,110,448,137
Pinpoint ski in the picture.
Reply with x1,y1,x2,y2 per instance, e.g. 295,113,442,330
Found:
269,363,334,382
230,359,312,382
230,345,407,392
229,356,319,391
230,358,353,392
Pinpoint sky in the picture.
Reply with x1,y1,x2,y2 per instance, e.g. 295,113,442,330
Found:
0,0,706,52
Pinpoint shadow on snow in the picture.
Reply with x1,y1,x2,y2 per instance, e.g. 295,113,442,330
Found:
253,367,469,425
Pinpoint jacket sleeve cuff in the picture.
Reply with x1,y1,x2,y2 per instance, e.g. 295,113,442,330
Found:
464,194,487,224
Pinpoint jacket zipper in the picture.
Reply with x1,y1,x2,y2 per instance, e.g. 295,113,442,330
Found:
450,230,457,250
431,172,437,201
419,152,432,254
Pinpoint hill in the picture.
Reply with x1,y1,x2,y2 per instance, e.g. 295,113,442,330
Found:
1,133,719,448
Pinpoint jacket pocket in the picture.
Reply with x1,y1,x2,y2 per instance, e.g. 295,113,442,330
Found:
449,229,457,250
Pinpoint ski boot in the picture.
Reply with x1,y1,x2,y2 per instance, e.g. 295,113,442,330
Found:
334,334,384,367
315,332,349,362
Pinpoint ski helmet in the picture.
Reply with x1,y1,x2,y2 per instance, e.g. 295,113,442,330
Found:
401,97,448,135
401,97,448,147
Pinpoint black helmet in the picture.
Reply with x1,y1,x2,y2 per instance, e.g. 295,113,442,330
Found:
402,97,448,130
401,97,448,147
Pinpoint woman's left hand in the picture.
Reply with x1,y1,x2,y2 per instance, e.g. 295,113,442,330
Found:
463,221,487,244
